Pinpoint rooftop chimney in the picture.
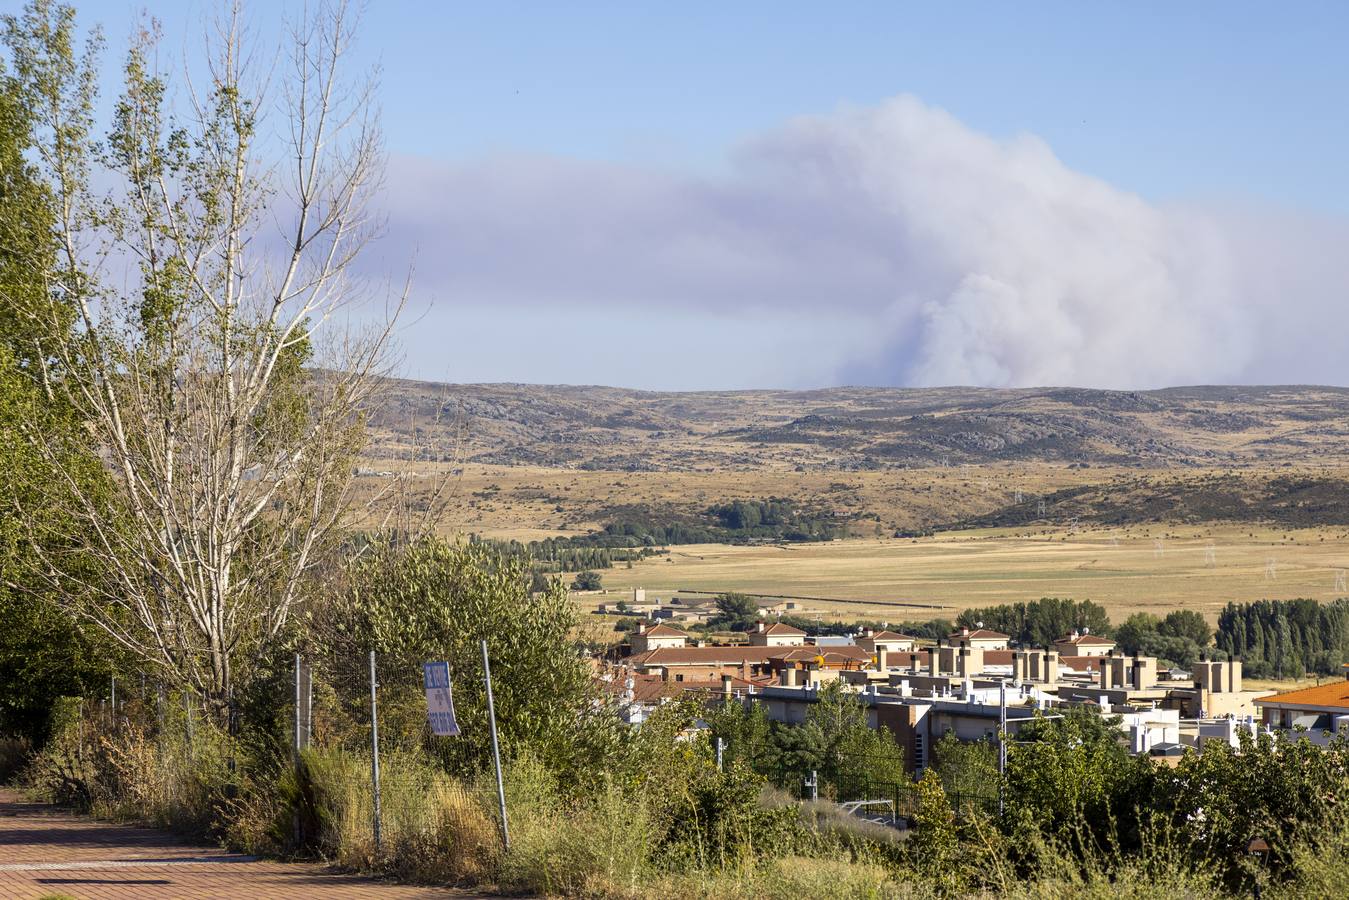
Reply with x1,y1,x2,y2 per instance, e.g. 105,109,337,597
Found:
961,626,970,637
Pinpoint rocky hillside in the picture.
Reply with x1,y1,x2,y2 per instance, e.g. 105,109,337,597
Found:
365,381,1349,472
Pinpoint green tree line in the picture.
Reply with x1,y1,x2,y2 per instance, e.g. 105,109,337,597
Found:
1216,598,1349,678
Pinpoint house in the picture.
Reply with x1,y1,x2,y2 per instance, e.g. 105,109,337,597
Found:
1254,680,1349,744
856,629,917,655
626,643,870,683
629,623,690,654
1053,629,1116,657
947,627,1010,651
747,621,807,647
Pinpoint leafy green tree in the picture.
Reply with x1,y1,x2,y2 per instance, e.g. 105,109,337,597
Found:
959,597,1111,646
0,24,116,742
709,592,759,631
318,538,607,777
2,0,394,721
932,729,999,803
1116,613,1162,655
1160,609,1211,648
571,570,603,591
1004,707,1152,854
907,769,966,892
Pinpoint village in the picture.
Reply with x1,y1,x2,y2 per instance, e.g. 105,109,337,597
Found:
597,588,1349,785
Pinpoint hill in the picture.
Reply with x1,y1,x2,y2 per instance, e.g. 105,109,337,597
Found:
366,381,1349,471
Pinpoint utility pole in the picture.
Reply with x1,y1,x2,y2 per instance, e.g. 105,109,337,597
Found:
482,640,511,850
999,681,1007,817
369,650,382,854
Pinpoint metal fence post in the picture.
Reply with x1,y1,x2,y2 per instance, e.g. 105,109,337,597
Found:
369,650,382,854
482,639,510,851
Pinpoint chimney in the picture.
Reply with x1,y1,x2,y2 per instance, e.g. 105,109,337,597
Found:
637,623,648,635
783,665,799,688
756,622,766,633
877,647,889,671
721,674,733,697
961,626,970,638
927,648,939,677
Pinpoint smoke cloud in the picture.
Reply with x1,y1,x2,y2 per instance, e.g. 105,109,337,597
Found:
375,95,1349,389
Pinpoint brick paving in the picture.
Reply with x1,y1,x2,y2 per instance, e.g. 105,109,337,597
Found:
0,788,480,899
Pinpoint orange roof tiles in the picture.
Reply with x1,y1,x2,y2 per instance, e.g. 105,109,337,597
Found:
1255,680,1349,712
641,624,689,638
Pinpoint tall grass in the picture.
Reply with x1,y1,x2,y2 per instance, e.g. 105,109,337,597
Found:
23,705,1349,898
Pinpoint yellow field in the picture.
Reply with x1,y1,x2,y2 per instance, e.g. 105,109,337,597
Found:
592,525,1349,624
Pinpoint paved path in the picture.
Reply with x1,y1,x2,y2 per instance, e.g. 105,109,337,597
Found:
0,788,477,899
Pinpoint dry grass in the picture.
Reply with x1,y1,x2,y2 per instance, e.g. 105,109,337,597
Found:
348,461,1110,539
587,524,1349,624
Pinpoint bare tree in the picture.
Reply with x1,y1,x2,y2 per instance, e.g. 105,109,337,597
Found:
3,0,399,716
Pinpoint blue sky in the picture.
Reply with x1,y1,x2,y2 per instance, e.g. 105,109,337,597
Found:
64,2,1349,388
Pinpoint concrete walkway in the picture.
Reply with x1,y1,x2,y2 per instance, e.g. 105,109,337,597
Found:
0,788,478,899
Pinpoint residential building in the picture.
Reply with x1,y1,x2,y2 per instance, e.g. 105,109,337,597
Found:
1053,629,1116,657
748,621,807,647
947,627,1010,651
856,629,917,655
1254,679,1349,744
630,623,690,654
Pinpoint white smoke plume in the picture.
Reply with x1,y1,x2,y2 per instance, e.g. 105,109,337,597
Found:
377,95,1349,388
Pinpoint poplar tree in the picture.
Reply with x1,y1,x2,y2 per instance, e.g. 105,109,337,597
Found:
2,0,400,718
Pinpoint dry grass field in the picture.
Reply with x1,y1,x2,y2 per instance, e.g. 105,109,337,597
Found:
348,381,1349,628
590,524,1349,625
351,460,1248,539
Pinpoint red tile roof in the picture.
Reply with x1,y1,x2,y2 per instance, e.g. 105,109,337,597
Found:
865,630,916,642
599,672,679,704
1254,681,1349,712
641,624,690,638
759,622,807,636
950,629,1010,640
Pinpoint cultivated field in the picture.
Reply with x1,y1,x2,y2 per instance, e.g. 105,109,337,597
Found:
591,525,1349,624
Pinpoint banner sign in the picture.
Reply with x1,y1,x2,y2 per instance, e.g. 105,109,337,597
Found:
423,661,460,737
